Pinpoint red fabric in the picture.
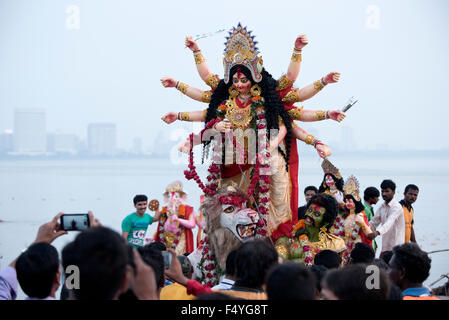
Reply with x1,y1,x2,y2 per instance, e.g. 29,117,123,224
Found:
186,279,214,296
221,164,252,178
184,206,194,253
360,211,373,247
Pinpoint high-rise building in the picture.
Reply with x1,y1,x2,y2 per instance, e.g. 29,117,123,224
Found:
0,130,13,153
14,109,46,154
87,123,117,156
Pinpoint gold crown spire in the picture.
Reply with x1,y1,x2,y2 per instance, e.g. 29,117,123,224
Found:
343,175,361,201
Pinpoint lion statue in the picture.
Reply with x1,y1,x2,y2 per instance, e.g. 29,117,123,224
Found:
187,184,260,286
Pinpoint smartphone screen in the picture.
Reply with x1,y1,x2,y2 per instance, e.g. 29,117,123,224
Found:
60,214,90,231
162,251,172,269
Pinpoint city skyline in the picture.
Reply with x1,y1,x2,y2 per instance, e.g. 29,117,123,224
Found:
1,107,448,160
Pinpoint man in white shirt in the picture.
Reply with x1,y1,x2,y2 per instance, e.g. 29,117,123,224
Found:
367,180,405,259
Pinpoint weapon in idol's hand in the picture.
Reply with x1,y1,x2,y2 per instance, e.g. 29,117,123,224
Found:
342,96,358,112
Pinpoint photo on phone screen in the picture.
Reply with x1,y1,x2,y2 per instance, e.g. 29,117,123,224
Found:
60,214,90,231
162,251,172,269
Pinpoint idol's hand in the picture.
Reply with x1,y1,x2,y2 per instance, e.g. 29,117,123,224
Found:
178,138,192,153
316,144,332,158
294,34,308,50
185,36,200,52
214,121,232,133
327,110,346,122
161,112,178,124
160,77,177,88
323,72,341,84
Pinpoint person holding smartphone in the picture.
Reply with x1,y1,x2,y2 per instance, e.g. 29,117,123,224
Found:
122,195,161,248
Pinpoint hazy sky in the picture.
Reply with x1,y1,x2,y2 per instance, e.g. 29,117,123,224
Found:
1,0,449,151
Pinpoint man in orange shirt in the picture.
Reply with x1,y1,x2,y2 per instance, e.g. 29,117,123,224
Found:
400,184,419,244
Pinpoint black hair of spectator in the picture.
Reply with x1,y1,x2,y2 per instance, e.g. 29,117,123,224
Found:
133,194,148,205
310,264,327,292
147,241,166,252
16,242,59,299
225,249,238,277
265,262,316,300
234,239,278,289
323,264,390,300
380,179,396,192
392,242,431,284
372,258,389,271
304,186,318,194
62,226,128,300
350,243,375,264
137,245,165,289
314,249,342,269
381,251,393,265
363,187,380,201
404,184,419,193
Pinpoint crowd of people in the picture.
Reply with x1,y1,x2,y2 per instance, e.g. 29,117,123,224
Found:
0,177,446,301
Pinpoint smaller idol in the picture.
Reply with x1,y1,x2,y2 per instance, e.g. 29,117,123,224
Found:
275,194,346,266
341,175,374,261
153,181,197,255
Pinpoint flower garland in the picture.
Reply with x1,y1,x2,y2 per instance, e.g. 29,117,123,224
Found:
344,213,362,252
331,211,347,238
196,236,223,287
157,206,185,250
298,234,314,266
184,95,273,284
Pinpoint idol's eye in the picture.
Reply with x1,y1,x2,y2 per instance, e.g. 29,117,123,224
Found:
307,208,313,214
232,78,239,84
224,206,235,213
314,212,320,218
240,78,249,83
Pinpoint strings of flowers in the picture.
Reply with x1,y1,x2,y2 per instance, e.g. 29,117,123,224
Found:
197,236,223,287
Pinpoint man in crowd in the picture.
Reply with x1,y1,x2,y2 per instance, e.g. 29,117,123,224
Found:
363,187,380,251
122,194,161,248
0,212,68,300
367,180,405,259
388,242,439,300
400,184,419,244
298,186,318,220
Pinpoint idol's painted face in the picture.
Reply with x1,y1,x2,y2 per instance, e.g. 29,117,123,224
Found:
345,197,355,210
232,72,251,94
325,174,335,187
304,203,326,228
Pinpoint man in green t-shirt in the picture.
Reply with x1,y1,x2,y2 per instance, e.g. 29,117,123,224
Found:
122,195,161,248
363,187,380,251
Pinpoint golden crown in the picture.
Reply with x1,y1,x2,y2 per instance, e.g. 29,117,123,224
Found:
321,159,342,179
164,181,186,195
343,175,361,202
223,23,263,84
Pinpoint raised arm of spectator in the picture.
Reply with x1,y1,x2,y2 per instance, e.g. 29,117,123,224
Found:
0,212,69,300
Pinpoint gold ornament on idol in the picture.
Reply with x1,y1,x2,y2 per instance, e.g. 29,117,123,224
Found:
201,90,212,103
176,82,189,94
305,134,315,146
228,85,239,98
193,50,206,65
250,84,262,97
225,96,252,129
